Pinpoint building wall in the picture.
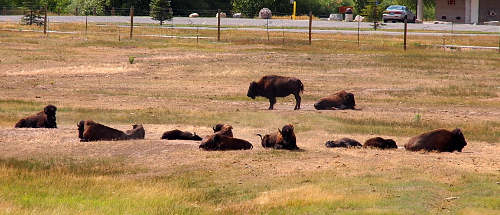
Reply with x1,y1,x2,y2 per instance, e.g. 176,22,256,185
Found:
435,0,500,24
435,0,466,23
479,0,500,23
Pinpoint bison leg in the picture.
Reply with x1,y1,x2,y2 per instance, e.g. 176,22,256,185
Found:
268,97,276,110
293,94,301,110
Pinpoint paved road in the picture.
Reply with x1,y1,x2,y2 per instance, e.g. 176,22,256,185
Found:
1,15,499,33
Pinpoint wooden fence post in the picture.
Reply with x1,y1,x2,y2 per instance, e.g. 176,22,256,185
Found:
404,18,407,50
130,6,134,38
43,4,47,34
308,11,312,45
217,9,221,42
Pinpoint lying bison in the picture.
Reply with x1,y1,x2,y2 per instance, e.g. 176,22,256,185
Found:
363,137,398,149
325,138,362,148
208,134,253,150
247,75,304,110
15,104,57,128
78,120,128,142
199,124,234,150
161,129,202,140
125,124,145,140
314,90,355,110
258,124,298,150
212,123,233,137
405,128,467,152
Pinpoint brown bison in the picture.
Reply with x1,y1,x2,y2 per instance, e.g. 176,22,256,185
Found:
258,124,299,150
405,128,467,152
15,104,57,128
247,75,304,110
125,124,145,140
79,120,128,142
212,124,233,137
363,137,398,149
210,134,253,150
314,90,356,110
325,138,362,148
161,129,202,140
199,124,234,150
77,120,85,140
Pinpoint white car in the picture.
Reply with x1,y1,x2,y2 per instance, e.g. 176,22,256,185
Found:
383,5,416,23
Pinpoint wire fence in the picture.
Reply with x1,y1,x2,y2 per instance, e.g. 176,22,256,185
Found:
1,8,499,52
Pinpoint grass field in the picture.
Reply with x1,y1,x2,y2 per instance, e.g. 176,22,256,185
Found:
0,23,499,214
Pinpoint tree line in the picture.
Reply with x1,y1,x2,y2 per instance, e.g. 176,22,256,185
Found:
1,0,434,19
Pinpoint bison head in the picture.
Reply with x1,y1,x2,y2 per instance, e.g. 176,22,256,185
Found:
192,132,202,141
344,93,356,109
384,139,398,149
44,104,57,126
451,128,467,152
279,124,295,145
213,124,224,133
77,121,85,138
247,82,259,99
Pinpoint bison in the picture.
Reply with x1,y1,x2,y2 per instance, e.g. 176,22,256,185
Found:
247,75,304,110
199,124,234,150
258,124,299,150
212,123,233,137
15,104,57,128
363,137,398,149
404,128,467,152
161,129,202,140
79,120,128,142
314,90,356,110
125,124,145,140
211,134,253,150
325,138,362,148
77,120,85,140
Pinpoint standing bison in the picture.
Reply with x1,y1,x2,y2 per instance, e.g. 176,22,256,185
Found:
405,128,467,152
247,75,304,110
258,124,299,150
363,137,398,149
314,90,355,110
15,104,57,128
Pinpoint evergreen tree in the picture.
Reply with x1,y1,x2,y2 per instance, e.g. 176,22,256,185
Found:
361,0,384,30
150,0,173,25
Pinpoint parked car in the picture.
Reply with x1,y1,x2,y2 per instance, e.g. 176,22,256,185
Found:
383,5,416,23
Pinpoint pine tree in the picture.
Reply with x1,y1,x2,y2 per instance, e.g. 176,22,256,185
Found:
361,0,384,30
150,0,173,25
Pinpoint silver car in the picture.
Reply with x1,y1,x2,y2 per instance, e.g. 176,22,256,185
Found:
383,5,416,23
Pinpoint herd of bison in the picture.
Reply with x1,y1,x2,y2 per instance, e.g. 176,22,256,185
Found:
12,75,468,153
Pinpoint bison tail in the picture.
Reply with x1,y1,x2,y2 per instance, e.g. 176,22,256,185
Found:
256,134,263,141
298,79,304,93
